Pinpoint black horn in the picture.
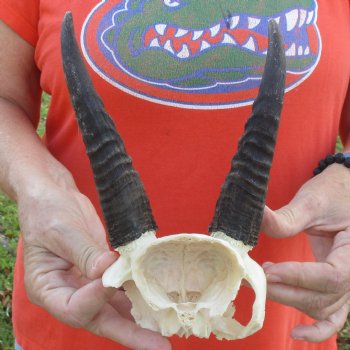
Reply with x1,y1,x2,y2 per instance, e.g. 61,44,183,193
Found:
61,12,157,248
209,20,286,247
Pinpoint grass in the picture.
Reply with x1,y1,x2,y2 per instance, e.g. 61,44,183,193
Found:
0,94,349,349
0,194,18,350
339,320,350,350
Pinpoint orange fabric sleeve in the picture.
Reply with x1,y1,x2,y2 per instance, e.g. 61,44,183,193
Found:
1,0,40,46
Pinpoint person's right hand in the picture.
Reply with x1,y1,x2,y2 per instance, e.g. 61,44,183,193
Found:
18,175,171,350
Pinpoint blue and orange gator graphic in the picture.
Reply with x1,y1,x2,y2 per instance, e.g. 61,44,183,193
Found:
82,0,321,109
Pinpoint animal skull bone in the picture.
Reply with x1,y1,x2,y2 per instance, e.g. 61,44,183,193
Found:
103,231,266,339
61,13,286,340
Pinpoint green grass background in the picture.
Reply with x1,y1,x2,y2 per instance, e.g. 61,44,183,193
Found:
0,94,349,349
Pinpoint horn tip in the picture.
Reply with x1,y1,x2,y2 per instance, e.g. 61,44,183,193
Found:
63,11,73,23
268,18,278,29
62,11,74,37
61,12,74,42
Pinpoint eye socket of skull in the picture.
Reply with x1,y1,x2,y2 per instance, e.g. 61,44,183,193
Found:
132,234,245,313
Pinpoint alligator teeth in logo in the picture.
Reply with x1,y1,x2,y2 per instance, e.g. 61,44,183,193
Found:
82,0,321,109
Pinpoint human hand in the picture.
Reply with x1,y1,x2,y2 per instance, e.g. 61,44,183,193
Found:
261,163,350,343
18,176,171,350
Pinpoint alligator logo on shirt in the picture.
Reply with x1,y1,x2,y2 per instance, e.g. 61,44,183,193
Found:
82,0,321,109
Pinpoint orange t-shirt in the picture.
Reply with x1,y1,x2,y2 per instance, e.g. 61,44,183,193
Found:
2,1,350,349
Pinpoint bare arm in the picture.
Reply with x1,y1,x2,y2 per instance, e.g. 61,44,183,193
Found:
0,20,65,199
0,20,170,350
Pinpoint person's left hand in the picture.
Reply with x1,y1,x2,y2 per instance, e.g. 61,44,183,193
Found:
261,162,350,343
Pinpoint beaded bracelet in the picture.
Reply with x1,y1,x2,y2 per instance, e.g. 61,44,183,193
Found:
313,152,350,176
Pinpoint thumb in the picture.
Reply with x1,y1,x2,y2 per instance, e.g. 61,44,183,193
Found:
261,196,317,239
71,237,117,280
42,225,117,280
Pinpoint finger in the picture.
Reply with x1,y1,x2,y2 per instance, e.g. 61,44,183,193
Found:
308,232,334,262
109,290,134,321
263,261,340,294
266,281,346,320
90,250,118,278
42,224,117,280
36,271,115,327
23,245,115,305
65,280,116,327
89,305,171,350
25,246,130,332
291,302,350,342
267,273,350,320
328,230,350,266
28,235,117,280
261,194,318,238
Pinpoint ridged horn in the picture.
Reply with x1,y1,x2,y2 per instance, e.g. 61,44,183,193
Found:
61,12,157,248
209,20,286,247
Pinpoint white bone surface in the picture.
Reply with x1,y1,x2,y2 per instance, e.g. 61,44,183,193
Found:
103,231,266,340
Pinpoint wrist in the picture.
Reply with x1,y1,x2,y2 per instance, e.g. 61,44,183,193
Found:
0,101,77,201
313,151,350,176
9,154,76,202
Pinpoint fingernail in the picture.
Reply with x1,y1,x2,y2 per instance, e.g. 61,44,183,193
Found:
92,251,117,273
